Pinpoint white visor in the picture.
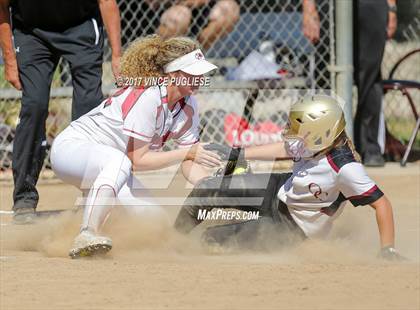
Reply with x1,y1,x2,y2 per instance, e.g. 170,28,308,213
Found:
163,49,218,75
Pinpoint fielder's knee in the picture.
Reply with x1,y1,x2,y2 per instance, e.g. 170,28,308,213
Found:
91,153,132,192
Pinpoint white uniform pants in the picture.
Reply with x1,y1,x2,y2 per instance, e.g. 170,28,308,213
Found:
50,126,168,233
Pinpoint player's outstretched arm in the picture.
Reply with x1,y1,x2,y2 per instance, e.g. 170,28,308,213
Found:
205,142,290,161
244,142,290,161
181,160,212,185
370,195,405,260
370,195,395,248
127,138,221,171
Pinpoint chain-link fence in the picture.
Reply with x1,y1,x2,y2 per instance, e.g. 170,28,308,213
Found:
0,0,419,177
381,5,420,158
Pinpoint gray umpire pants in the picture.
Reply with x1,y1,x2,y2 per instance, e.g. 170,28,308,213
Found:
12,19,104,210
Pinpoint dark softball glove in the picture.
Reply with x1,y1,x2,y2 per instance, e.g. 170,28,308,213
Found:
204,143,250,176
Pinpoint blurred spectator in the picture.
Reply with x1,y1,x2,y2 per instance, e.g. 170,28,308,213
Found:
302,0,329,89
302,0,328,88
241,0,329,88
119,0,168,46
302,0,320,44
0,0,121,223
353,0,397,166
157,0,240,50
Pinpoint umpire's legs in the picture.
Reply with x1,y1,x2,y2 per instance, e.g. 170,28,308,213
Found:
12,28,59,210
62,19,104,119
34,19,105,120
353,0,388,158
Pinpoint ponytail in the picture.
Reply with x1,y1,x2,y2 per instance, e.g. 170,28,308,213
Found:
120,35,200,84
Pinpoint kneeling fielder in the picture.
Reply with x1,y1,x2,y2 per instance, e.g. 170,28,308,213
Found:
51,35,219,258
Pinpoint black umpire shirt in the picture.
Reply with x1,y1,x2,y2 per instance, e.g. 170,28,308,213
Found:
10,0,100,31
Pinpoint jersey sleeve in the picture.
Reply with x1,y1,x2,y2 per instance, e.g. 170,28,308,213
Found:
174,96,200,148
122,87,158,142
337,162,384,206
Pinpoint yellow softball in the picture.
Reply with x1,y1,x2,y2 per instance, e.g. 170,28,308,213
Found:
233,167,247,175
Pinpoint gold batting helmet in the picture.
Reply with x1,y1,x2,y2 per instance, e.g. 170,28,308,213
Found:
282,95,346,152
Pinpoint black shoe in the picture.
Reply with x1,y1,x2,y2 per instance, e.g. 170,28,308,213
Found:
363,154,385,167
13,208,37,225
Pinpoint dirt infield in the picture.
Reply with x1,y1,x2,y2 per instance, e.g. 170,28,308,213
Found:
1,163,419,310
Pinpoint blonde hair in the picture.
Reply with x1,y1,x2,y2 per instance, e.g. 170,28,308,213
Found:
319,131,361,162
120,35,200,83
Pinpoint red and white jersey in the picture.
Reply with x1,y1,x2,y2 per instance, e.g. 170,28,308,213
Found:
70,86,200,152
278,145,383,238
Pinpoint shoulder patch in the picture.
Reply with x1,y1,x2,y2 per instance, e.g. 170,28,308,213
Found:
326,145,356,173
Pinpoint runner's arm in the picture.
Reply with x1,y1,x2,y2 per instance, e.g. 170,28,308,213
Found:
244,142,290,161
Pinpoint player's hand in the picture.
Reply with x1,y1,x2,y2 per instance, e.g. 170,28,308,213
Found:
4,59,22,90
378,246,407,261
302,9,320,44
387,11,397,39
187,143,222,168
204,143,249,176
203,143,244,162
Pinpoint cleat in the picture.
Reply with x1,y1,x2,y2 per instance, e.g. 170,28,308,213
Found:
69,230,112,259
13,208,37,225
